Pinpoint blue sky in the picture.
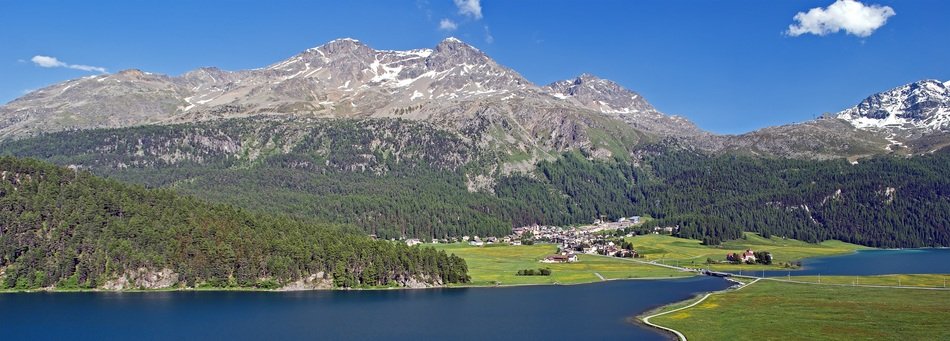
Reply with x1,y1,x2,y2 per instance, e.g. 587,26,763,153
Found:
1,0,947,134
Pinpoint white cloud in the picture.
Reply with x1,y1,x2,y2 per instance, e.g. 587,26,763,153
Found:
30,55,107,73
453,0,482,20
787,0,895,38
484,25,494,44
439,18,458,31
31,55,66,68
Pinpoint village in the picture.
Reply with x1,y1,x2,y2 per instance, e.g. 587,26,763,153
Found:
403,216,688,264
400,216,776,267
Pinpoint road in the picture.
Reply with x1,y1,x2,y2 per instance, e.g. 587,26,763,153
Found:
588,254,701,272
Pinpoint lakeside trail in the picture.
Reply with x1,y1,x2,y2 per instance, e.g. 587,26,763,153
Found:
641,278,761,341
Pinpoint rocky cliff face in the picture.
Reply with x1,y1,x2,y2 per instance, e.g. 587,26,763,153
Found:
278,273,333,291
101,268,180,290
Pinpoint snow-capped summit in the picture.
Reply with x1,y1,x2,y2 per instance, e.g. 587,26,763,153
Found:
836,79,950,135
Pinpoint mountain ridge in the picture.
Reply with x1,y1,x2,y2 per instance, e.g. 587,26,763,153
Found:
2,38,663,165
2,37,948,159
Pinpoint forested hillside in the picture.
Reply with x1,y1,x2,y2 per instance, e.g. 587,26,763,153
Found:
0,157,469,290
2,119,949,248
500,149,950,248
0,117,563,239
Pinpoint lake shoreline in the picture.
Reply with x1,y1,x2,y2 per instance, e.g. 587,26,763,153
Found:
0,274,701,294
0,276,733,340
633,277,752,340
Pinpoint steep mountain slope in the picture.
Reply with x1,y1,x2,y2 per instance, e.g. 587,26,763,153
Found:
714,118,892,160
5,123,950,248
3,37,949,261
543,74,706,137
833,79,950,154
710,79,950,159
0,38,669,164
836,80,950,137
0,157,469,290
7,37,944,161
0,118,528,238
0,70,188,138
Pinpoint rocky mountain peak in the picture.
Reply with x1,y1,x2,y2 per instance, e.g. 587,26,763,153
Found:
111,69,170,82
436,37,477,50
0,36,703,151
180,67,229,80
544,73,655,114
309,37,372,55
117,69,145,77
429,37,489,67
836,79,949,135
541,74,707,138
574,73,602,83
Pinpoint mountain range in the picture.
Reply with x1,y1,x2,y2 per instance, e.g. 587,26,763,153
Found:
3,37,947,163
1,37,949,249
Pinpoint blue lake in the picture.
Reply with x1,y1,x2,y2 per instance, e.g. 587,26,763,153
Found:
7,249,950,340
734,248,950,277
0,277,730,341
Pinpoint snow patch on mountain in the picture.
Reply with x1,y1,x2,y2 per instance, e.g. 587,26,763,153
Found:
836,79,950,134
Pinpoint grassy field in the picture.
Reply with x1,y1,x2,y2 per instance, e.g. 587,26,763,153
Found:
432,243,690,286
629,233,868,271
649,279,950,341
784,274,950,288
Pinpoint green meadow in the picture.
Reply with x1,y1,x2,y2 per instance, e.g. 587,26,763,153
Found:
786,274,950,288
432,233,869,286
431,243,689,286
629,233,868,271
649,279,950,341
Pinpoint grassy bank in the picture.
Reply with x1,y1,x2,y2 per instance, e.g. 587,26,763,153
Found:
783,274,950,288
629,233,868,271
648,279,950,340
431,243,689,286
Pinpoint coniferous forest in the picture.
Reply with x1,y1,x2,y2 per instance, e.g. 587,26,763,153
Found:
0,157,469,290
504,149,950,248
1,119,948,249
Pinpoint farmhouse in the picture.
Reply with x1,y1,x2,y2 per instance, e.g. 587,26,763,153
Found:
541,253,578,263
727,249,757,263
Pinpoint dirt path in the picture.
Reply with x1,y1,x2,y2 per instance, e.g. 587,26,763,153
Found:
641,278,760,341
